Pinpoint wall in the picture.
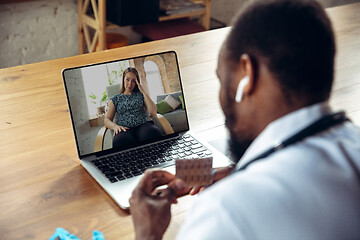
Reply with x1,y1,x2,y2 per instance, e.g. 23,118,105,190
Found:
1,0,359,69
132,52,181,95
161,52,181,92
63,68,112,156
0,0,141,69
211,0,360,26
0,0,77,68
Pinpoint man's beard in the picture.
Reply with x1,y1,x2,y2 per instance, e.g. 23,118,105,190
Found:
227,128,252,164
225,108,253,164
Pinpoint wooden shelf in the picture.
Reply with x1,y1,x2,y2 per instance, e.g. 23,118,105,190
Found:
78,0,211,54
159,9,206,21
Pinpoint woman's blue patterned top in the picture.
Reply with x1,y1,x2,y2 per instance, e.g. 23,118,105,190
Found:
111,91,148,128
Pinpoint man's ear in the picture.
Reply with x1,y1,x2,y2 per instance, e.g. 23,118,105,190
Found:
234,54,255,101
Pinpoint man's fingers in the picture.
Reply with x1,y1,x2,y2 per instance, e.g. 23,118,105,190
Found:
213,165,234,182
187,165,235,195
156,187,176,201
138,169,175,194
189,186,206,195
189,186,201,195
168,179,191,198
129,188,142,206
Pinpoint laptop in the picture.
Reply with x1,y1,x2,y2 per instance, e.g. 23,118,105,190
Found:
62,50,232,209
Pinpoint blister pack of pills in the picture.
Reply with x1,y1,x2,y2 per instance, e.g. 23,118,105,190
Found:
175,157,213,187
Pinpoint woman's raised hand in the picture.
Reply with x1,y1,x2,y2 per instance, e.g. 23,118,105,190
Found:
113,125,129,136
135,79,145,93
135,78,157,116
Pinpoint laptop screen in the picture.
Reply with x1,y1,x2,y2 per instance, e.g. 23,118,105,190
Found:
62,51,189,158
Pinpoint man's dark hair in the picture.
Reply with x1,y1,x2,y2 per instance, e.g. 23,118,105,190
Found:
225,0,336,103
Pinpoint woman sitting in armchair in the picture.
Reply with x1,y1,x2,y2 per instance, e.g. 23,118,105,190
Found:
104,67,162,148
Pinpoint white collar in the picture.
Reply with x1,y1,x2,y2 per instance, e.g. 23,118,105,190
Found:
236,102,332,170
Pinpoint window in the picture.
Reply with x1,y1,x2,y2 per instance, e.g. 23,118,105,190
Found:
144,60,164,102
81,60,130,117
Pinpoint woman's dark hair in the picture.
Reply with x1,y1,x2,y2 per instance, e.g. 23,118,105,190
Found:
225,0,336,103
120,67,140,93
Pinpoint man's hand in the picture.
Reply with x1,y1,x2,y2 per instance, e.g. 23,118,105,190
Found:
129,169,188,240
189,164,235,195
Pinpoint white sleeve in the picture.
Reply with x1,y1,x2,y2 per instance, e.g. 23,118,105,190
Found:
176,185,251,240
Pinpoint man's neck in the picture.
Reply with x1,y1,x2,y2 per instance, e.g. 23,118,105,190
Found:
250,96,316,143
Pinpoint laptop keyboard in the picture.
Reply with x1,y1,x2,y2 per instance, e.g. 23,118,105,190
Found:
92,134,212,183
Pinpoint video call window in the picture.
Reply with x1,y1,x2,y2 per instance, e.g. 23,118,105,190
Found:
63,52,189,156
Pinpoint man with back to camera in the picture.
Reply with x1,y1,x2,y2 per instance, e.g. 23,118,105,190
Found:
129,0,360,239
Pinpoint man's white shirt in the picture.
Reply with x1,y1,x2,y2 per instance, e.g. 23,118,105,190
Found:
177,102,360,239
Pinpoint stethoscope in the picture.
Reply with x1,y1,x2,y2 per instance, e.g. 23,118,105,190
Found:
234,111,355,172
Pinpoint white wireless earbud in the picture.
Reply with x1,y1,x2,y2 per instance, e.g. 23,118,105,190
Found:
235,75,250,102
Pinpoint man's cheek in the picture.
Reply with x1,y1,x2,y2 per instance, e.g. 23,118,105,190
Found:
219,89,230,114
219,90,225,110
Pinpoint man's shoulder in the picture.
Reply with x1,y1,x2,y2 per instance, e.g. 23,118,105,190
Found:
245,120,360,177
194,121,360,221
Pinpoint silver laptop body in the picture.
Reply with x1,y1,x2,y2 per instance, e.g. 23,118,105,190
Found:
62,51,231,209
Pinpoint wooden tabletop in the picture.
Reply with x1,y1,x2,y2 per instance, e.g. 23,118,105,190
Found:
1,3,360,239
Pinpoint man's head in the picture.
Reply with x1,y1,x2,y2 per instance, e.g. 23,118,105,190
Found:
217,0,336,161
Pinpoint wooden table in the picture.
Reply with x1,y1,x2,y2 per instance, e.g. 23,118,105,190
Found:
1,3,360,239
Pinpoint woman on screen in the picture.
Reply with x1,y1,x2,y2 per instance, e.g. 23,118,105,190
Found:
105,67,162,148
